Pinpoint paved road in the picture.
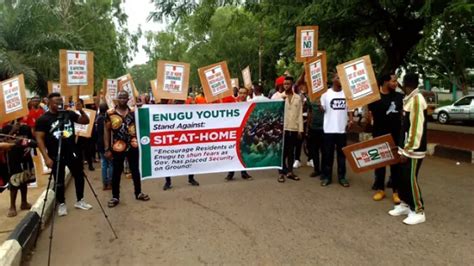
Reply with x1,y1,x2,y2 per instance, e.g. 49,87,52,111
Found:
27,157,474,265
428,122,474,135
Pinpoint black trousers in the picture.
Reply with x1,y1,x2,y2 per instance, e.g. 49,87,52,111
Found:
112,148,142,199
227,171,248,178
279,131,298,175
399,158,424,212
51,151,85,204
322,133,347,181
373,130,400,191
308,128,324,173
165,175,195,184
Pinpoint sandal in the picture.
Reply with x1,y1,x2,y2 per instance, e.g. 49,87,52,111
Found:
278,175,286,183
136,193,150,201
286,173,300,181
108,198,119,208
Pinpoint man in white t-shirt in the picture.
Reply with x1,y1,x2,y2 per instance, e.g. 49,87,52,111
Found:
320,73,353,187
248,84,269,102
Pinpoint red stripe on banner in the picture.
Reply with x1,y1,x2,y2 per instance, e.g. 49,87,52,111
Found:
76,53,79,58
236,103,256,167
173,66,176,71
353,64,357,70
150,127,239,147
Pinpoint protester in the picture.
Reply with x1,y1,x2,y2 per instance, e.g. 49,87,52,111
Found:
6,123,34,217
104,90,150,208
248,84,269,102
24,96,45,135
225,87,253,181
367,73,403,202
307,98,324,178
293,73,312,169
277,76,303,183
270,76,286,99
40,97,49,111
76,99,95,171
161,99,200,190
95,102,112,190
388,73,427,225
35,92,93,216
320,73,352,187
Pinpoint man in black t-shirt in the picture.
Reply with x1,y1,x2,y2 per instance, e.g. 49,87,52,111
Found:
35,93,92,217
367,73,404,203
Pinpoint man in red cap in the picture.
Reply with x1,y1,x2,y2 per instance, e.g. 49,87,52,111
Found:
269,76,286,99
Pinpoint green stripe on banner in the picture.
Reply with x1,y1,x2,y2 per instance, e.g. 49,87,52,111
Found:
138,107,152,178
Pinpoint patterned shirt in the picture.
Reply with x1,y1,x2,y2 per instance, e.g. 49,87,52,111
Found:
105,107,137,152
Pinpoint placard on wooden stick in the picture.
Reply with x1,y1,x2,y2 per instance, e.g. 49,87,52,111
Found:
74,108,96,138
47,81,61,94
343,134,400,173
117,74,138,107
0,74,29,124
336,55,380,110
150,79,160,103
59,49,94,97
156,60,190,101
296,26,319,62
305,52,328,101
198,61,233,103
231,78,239,89
241,66,252,89
104,79,118,108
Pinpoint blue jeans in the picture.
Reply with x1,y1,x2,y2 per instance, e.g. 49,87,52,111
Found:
99,153,113,186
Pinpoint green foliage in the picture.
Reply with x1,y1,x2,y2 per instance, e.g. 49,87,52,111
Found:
0,0,139,96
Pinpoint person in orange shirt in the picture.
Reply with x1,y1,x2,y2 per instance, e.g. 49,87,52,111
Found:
24,96,45,135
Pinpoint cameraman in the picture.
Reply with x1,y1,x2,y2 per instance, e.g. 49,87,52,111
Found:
35,93,93,217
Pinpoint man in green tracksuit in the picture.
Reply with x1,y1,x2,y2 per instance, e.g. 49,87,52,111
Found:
388,73,427,225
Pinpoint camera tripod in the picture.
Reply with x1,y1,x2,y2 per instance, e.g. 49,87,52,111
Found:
33,112,118,266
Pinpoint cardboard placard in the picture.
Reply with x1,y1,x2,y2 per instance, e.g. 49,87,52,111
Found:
296,26,319,62
337,55,380,110
343,134,400,173
156,60,190,101
242,66,252,89
59,50,94,97
104,79,118,108
47,81,61,94
150,79,160,103
32,148,51,176
198,61,233,103
117,74,138,107
74,108,96,138
231,78,239,89
305,52,328,101
0,74,29,124
79,95,94,105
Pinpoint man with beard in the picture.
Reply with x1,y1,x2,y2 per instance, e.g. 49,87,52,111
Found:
367,73,403,203
104,91,150,207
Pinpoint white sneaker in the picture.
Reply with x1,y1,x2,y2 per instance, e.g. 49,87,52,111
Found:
307,159,314,167
403,211,426,225
58,203,68,217
293,160,301,169
388,203,410,216
74,199,93,210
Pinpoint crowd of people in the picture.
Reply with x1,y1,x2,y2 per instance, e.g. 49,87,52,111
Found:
0,70,428,225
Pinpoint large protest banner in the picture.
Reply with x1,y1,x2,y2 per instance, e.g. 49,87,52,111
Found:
337,55,380,110
0,74,29,124
137,101,285,179
343,134,399,173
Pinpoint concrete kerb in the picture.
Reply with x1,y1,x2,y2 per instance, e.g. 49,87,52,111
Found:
0,168,72,266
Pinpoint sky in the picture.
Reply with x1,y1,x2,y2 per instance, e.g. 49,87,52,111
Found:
122,0,167,67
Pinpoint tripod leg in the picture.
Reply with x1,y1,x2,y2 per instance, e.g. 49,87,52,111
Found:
33,171,54,248
84,174,119,239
